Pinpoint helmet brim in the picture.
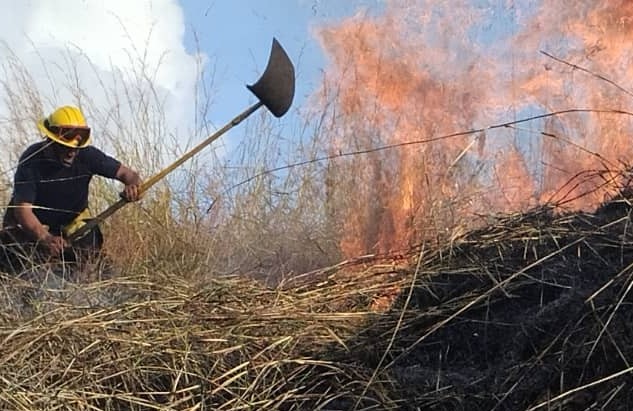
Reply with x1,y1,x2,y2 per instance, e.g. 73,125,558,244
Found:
37,118,91,149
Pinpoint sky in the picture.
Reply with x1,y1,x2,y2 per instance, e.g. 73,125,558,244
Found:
0,0,383,164
183,0,383,123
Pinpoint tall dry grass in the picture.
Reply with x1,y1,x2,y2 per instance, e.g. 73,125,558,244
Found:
0,41,393,410
0,38,346,284
0,37,463,409
3,20,632,410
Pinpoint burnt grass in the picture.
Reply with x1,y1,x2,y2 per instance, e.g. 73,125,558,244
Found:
331,198,633,410
3,195,633,410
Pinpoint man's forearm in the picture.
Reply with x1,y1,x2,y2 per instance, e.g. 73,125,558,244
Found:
13,203,50,241
116,164,142,186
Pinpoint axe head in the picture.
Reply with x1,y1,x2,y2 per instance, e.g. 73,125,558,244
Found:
247,38,295,118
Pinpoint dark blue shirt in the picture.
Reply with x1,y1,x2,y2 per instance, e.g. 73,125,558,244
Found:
3,141,121,234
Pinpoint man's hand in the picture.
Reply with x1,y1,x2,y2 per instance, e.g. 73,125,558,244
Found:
120,184,142,202
13,202,67,256
115,165,143,202
40,233,68,256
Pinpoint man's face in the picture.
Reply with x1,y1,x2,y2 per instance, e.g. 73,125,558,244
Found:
51,141,80,167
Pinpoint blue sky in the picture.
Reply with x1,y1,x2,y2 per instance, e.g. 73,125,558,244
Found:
179,1,384,128
0,0,382,171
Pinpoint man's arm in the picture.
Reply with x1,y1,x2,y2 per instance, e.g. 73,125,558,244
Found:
115,165,143,202
13,202,66,254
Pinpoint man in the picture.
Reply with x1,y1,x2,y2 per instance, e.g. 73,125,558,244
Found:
1,105,142,275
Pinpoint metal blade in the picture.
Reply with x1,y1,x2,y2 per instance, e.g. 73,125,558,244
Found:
247,38,295,117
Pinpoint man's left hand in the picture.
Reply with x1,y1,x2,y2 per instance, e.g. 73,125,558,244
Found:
120,184,142,202
115,165,143,202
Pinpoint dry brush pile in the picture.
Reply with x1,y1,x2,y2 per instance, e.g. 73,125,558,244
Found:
2,194,633,410
0,262,406,410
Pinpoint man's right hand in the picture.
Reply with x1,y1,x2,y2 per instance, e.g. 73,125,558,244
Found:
13,202,68,256
40,234,68,256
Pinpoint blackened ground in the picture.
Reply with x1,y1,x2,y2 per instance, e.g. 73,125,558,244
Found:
333,201,633,410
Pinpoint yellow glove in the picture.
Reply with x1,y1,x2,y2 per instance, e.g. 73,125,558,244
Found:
62,208,92,238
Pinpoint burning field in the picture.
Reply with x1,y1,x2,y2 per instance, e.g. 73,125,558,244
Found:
2,0,633,410
1,184,633,410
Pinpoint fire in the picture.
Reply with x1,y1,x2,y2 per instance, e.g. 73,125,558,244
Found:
315,1,633,258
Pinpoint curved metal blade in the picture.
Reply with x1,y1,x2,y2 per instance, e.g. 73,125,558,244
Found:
247,38,295,117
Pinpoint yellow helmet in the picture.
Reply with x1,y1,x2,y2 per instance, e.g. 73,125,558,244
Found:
37,105,92,148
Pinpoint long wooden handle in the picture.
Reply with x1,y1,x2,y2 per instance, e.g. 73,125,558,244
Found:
67,101,264,243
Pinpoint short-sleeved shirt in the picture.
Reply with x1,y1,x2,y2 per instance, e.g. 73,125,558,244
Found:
3,141,121,234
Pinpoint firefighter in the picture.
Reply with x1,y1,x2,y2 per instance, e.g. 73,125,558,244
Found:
1,105,142,276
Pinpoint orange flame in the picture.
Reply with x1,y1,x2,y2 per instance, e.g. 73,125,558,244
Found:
315,1,633,258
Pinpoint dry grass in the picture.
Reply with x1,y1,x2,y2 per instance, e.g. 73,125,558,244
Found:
2,185,633,409
0,257,406,410
2,39,633,410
